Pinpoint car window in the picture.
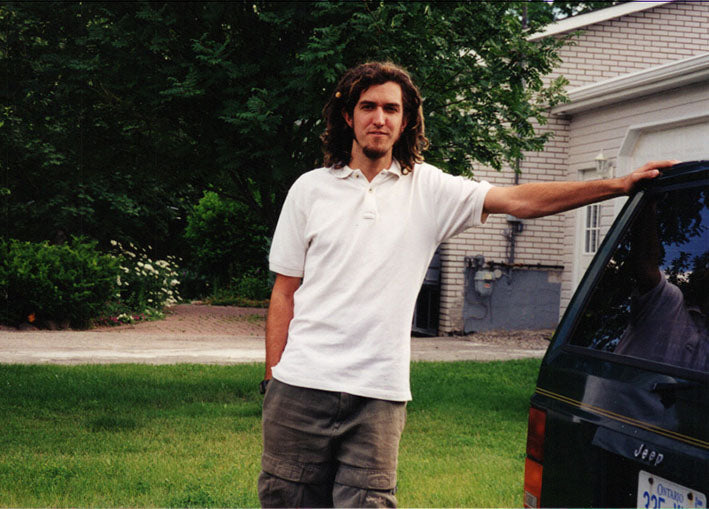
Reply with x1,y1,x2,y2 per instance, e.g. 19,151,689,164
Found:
569,184,708,373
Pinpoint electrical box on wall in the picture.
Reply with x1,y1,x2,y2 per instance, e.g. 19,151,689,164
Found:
474,269,495,297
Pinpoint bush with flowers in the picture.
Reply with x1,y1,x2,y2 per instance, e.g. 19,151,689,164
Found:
100,240,181,324
0,237,182,329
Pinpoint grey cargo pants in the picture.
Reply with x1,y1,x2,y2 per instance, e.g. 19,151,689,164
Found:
258,379,407,508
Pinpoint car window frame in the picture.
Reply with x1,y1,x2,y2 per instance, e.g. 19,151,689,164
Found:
549,177,709,384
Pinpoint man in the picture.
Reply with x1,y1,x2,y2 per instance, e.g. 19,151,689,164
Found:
258,61,675,508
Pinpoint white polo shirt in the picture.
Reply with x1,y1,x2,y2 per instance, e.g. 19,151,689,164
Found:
269,160,492,401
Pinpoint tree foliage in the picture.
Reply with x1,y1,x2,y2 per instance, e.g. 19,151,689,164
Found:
2,1,571,259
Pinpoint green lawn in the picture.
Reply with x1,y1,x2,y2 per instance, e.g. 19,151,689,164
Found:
0,359,540,507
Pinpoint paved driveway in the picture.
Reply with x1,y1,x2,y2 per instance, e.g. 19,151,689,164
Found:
0,304,549,365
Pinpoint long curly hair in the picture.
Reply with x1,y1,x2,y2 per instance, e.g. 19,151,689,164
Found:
321,62,429,174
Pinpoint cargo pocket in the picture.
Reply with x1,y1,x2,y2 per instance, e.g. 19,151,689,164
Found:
333,465,398,508
258,470,304,508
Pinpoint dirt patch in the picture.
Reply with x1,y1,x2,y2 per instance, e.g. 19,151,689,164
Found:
93,306,551,348
459,329,554,350
89,303,266,336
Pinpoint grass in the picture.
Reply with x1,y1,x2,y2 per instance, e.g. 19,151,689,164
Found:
0,359,541,507
400,360,540,507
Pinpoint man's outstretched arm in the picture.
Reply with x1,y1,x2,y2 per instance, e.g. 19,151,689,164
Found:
483,160,677,219
264,273,301,381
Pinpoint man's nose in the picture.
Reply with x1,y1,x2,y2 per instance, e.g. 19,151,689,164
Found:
373,107,385,125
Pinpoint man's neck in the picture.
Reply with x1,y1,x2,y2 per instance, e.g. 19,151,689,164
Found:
349,151,393,182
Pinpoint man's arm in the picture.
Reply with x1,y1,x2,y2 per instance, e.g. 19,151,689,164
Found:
483,160,677,219
264,273,301,381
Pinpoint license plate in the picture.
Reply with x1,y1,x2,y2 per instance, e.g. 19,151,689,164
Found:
637,470,706,509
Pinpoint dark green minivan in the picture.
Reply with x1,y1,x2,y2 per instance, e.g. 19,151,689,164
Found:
524,161,708,508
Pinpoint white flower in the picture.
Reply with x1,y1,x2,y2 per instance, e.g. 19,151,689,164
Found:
110,240,117,247
137,262,144,268
116,276,122,286
170,279,179,287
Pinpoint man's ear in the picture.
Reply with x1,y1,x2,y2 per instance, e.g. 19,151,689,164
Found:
343,110,353,128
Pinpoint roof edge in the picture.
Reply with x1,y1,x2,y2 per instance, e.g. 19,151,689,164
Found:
552,53,709,115
528,1,674,41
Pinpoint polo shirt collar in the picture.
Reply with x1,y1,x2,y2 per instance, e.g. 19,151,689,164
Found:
329,165,355,179
328,159,403,179
384,159,403,178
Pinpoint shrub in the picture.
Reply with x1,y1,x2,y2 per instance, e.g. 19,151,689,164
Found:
204,269,271,308
232,269,271,301
0,238,119,328
183,191,269,294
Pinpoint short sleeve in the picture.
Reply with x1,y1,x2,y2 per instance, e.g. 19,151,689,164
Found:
422,165,493,243
269,180,307,277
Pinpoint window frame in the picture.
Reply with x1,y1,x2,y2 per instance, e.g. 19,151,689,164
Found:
583,203,602,255
550,177,709,383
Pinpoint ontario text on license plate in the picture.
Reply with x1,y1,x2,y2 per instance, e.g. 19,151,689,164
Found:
637,470,706,509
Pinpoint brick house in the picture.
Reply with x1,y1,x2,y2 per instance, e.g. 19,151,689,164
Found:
429,0,709,335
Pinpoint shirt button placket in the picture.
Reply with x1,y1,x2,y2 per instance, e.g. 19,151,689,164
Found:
363,185,377,219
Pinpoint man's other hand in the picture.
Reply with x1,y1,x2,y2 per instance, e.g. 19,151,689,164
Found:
621,160,680,194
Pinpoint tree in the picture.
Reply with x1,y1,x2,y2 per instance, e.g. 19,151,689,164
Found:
1,3,210,255
1,1,568,257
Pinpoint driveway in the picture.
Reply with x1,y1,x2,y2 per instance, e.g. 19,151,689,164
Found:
0,304,550,365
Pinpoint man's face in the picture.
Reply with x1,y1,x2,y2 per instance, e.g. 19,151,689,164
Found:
344,81,407,162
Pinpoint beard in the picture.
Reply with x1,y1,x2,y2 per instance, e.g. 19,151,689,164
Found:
355,131,402,161
362,145,389,160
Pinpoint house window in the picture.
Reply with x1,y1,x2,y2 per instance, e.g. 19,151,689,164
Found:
584,204,601,254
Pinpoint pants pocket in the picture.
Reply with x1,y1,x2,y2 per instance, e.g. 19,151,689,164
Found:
332,481,397,508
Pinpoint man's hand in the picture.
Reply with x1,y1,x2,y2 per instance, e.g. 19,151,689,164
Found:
620,160,679,194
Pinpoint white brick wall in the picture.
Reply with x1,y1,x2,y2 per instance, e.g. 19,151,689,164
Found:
437,0,709,333
556,1,709,313
549,1,709,88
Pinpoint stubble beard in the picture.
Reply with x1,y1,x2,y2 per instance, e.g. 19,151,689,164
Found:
358,132,402,161
362,145,389,160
